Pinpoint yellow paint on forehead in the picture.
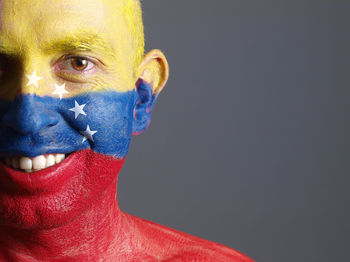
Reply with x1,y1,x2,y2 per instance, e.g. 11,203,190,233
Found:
0,0,144,99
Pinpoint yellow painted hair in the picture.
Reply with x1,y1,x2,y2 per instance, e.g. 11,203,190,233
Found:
122,0,145,68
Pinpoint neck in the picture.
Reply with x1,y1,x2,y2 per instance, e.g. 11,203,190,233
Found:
0,178,133,261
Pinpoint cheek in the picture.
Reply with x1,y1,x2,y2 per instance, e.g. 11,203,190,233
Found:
59,90,136,158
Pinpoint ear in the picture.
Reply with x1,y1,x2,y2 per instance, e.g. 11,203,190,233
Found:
132,49,169,135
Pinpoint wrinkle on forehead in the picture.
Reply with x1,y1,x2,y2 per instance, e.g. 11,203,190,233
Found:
0,0,126,61
0,0,106,37
0,0,141,94
0,0,142,57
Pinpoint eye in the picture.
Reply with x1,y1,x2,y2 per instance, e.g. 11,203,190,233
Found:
71,58,90,71
67,57,95,72
0,54,21,83
56,56,96,73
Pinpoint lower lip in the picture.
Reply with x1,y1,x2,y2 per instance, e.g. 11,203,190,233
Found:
0,150,85,193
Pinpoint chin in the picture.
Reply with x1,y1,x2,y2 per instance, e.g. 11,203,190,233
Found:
0,149,125,230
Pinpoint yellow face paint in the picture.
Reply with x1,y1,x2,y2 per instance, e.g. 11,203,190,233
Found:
0,0,144,100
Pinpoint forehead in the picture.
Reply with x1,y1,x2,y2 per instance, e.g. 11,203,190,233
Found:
0,0,125,50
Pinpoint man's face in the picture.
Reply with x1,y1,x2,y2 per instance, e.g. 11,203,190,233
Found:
0,0,166,229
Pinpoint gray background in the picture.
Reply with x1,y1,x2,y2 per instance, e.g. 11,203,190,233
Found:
118,1,350,261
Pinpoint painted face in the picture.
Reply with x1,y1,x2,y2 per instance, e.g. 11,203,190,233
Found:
0,0,164,229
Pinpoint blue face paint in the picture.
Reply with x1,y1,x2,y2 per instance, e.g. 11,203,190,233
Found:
0,80,155,158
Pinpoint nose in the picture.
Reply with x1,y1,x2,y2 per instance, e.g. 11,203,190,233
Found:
2,95,59,135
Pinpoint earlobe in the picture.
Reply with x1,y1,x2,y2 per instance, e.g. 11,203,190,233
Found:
132,49,169,136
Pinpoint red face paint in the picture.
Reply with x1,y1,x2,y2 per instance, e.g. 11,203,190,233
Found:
0,149,125,229
0,149,253,261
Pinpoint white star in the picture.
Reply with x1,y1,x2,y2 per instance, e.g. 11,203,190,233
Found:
26,70,43,88
69,100,87,119
81,125,97,143
53,83,69,100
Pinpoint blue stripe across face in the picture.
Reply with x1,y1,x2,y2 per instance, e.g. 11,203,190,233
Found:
0,88,138,158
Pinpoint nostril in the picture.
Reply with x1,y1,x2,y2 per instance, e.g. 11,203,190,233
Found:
48,124,55,127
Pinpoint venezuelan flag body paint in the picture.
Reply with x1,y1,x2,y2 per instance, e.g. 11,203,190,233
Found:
0,80,154,159
0,80,155,229
0,90,135,158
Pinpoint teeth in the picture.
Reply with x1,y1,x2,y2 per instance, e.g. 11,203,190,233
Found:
55,154,65,164
20,157,32,170
46,154,55,167
2,154,66,172
33,155,46,170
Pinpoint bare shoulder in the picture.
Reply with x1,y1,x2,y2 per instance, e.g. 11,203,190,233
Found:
128,215,254,262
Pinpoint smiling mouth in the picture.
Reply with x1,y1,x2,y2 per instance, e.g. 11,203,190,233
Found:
1,154,68,173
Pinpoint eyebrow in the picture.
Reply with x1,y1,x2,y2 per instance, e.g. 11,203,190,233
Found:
0,31,117,61
40,32,116,58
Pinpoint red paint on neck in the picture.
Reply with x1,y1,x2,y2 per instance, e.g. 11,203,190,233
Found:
0,150,254,261
0,149,131,261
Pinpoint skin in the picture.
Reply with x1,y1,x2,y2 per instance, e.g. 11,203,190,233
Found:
0,0,165,100
0,0,253,261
